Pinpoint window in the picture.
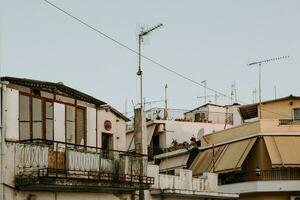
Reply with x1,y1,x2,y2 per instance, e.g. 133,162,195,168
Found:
45,102,54,140
66,105,75,143
66,106,86,145
32,98,42,138
19,95,30,140
19,94,54,140
195,112,207,122
76,107,86,145
294,108,300,120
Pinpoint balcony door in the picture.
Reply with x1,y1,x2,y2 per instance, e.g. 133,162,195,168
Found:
102,132,113,150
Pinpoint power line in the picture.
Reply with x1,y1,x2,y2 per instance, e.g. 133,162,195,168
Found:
43,0,292,119
43,0,231,100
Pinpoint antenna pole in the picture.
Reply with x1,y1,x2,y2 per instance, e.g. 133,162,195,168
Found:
164,84,168,120
137,23,163,109
201,80,207,104
137,34,143,109
248,55,289,119
259,63,262,118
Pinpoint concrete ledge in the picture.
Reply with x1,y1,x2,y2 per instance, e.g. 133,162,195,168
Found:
150,189,238,199
219,180,300,194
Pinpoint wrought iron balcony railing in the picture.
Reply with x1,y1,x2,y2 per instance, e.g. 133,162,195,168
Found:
15,139,154,191
219,168,300,185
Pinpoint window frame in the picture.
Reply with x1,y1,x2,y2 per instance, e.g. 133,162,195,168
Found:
19,93,31,140
65,104,87,146
19,91,54,141
75,106,86,146
18,89,88,145
293,108,300,120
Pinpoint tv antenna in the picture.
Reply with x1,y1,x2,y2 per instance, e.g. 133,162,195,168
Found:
137,23,163,110
248,55,289,118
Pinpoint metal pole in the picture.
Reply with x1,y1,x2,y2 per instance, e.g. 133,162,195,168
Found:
0,83,3,200
204,82,207,104
259,63,262,119
138,35,143,110
164,84,168,120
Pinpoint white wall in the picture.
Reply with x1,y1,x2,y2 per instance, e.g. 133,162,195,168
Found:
127,120,230,150
4,191,131,200
184,105,227,123
4,85,128,152
5,87,19,141
163,121,228,148
228,105,242,126
54,102,65,142
97,109,126,151
219,180,300,194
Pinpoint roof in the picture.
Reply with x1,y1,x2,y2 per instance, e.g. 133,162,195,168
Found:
184,103,225,115
239,95,300,120
1,76,106,106
100,105,130,122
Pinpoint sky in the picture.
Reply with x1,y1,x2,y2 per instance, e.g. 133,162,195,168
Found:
1,0,300,114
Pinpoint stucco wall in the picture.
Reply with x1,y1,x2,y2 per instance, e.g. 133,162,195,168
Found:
4,85,127,151
97,108,126,151
3,190,131,200
5,87,19,141
185,105,227,123
260,99,300,119
164,121,229,148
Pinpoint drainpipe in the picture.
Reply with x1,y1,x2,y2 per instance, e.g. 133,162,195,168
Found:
0,81,7,200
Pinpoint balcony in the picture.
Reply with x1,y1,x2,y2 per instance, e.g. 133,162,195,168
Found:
219,168,300,185
148,165,238,199
15,139,154,192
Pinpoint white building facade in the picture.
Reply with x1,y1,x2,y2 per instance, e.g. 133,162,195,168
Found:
0,77,152,200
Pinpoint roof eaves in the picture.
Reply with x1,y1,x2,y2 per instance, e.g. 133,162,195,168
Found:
1,76,106,106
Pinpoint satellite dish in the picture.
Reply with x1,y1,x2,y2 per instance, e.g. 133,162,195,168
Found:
197,128,205,139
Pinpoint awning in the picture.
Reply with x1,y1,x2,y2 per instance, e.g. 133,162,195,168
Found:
189,145,225,175
264,136,300,167
214,138,257,173
159,154,190,172
239,104,258,120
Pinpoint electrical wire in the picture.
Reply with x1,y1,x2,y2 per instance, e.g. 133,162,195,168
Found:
43,0,230,99
43,0,293,119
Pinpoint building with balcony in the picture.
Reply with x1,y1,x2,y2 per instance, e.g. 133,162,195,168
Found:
0,77,153,200
126,103,240,174
189,95,300,200
146,164,238,200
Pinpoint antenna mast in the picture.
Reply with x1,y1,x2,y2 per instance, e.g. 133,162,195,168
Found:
252,88,257,103
201,80,207,104
248,55,289,118
164,84,168,120
137,23,163,110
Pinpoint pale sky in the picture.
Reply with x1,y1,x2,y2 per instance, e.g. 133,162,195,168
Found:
1,0,299,114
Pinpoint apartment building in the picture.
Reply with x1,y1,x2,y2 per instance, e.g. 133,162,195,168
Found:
0,77,153,200
189,95,300,200
127,103,240,174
